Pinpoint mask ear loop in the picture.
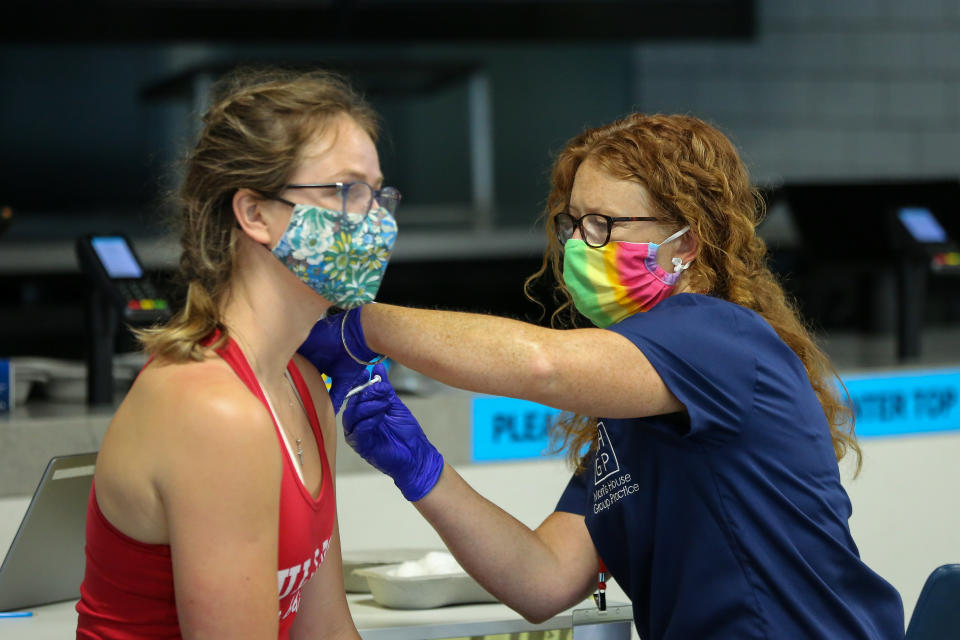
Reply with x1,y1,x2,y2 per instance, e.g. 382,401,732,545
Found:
662,225,692,274
660,225,690,245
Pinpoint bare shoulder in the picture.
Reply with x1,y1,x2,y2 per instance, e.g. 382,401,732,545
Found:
118,357,278,486
96,355,280,544
131,356,274,445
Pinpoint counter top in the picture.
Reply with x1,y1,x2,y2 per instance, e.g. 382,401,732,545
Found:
0,596,632,640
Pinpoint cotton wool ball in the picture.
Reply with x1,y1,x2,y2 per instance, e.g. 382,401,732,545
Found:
390,560,423,578
389,551,465,577
421,551,464,575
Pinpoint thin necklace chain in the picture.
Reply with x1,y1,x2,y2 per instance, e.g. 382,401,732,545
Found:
229,333,305,467
282,373,305,467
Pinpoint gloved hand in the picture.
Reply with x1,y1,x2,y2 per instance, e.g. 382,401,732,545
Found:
298,308,381,412
342,363,444,502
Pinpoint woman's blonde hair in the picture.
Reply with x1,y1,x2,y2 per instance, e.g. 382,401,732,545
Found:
137,67,379,361
525,113,860,475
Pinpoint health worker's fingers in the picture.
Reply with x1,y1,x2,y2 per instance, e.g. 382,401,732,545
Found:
342,399,392,438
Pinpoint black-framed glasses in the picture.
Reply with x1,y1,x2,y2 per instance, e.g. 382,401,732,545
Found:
273,182,402,218
553,211,658,248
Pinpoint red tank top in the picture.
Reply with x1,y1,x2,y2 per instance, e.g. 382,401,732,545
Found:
76,336,336,639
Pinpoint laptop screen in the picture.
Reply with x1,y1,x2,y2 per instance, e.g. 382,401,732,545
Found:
0,452,96,611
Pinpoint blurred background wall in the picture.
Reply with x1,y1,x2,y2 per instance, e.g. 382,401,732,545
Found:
640,1,960,183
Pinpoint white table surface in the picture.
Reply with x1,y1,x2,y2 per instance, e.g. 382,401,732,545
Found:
0,595,634,640
0,496,632,639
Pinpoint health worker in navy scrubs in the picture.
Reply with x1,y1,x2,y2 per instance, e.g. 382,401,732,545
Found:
300,113,905,639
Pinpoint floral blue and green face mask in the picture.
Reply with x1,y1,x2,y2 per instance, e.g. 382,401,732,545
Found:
271,204,397,308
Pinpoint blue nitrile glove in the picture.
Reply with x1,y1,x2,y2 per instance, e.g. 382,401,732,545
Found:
342,363,444,502
298,308,381,413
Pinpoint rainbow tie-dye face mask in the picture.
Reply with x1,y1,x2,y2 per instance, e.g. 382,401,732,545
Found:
562,226,690,328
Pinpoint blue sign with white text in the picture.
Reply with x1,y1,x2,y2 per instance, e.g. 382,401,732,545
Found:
471,396,562,462
842,368,960,437
470,367,960,462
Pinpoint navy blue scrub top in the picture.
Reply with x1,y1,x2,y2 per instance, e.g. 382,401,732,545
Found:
556,294,904,640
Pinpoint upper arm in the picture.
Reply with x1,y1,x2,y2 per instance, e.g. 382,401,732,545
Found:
535,301,757,431
289,517,359,640
158,385,283,639
534,327,683,419
534,510,599,609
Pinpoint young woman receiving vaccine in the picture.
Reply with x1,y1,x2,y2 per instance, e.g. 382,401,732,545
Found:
76,68,399,639
300,113,905,639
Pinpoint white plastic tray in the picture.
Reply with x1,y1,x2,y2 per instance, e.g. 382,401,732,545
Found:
354,563,498,609
341,548,434,593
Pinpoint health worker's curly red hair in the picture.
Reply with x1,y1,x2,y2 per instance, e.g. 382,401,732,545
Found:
525,113,859,475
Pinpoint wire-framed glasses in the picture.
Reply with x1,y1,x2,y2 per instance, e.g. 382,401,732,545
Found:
553,211,658,248
273,182,402,219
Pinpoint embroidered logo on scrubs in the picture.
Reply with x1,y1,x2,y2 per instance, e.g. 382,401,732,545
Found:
592,421,640,515
594,421,621,483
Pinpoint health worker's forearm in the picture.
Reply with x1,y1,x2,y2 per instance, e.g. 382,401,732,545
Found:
414,464,597,624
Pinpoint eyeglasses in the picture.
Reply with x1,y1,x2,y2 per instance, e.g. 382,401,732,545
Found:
553,211,658,248
273,182,402,219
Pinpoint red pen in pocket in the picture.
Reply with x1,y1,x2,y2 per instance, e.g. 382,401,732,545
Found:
593,558,607,611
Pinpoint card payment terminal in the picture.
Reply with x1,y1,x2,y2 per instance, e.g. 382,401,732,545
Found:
76,234,170,404
896,206,960,272
76,234,170,324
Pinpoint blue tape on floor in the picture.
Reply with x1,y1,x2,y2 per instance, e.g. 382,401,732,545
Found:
470,367,960,462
